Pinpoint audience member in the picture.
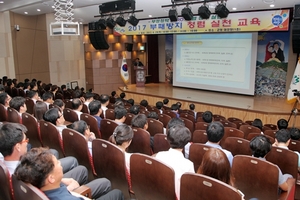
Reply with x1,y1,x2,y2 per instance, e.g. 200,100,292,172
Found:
277,119,288,130
89,100,102,129
99,94,110,118
53,99,65,112
43,108,66,137
120,92,126,100
171,104,180,118
111,91,118,98
189,103,197,119
252,118,263,133
42,92,54,109
205,122,233,166
29,81,38,91
0,92,11,109
290,127,300,140
129,105,140,115
250,135,292,191
140,99,149,110
72,98,83,120
155,101,164,114
0,84,4,93
127,98,134,106
27,90,40,104
131,114,148,130
114,100,125,107
202,111,213,123
84,92,94,108
33,101,48,121
148,112,159,120
9,96,27,116
163,98,169,107
114,106,127,125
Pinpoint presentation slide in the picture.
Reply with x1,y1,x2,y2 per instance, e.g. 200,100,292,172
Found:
173,33,258,95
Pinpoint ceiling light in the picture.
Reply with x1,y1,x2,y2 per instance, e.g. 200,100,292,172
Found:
106,16,116,29
263,0,275,4
116,15,126,27
148,15,152,17
198,4,211,19
0,1,4,3
250,6,254,8
37,9,41,12
270,4,275,7
232,7,237,10
24,12,28,14
128,14,139,26
52,6,55,8
181,4,193,21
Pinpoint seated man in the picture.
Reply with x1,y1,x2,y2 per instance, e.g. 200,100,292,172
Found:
170,104,180,118
154,124,194,199
205,122,233,166
43,108,67,137
42,91,54,110
14,147,124,200
99,94,110,118
202,111,213,123
0,92,11,110
114,106,127,125
9,96,27,117
250,135,292,191
72,98,83,120
155,101,164,114
277,119,288,130
27,90,40,104
89,100,102,129
290,127,300,140
84,92,94,109
140,99,149,110
129,105,140,115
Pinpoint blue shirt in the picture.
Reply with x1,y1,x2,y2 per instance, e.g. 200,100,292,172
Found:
43,184,83,200
93,115,102,129
205,141,234,166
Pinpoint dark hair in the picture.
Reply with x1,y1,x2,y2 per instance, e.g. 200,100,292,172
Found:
129,105,140,115
29,81,37,90
250,135,271,158
89,100,101,116
114,100,124,107
275,129,291,143
53,99,65,110
0,92,9,105
110,124,133,145
197,148,232,185
72,98,82,110
148,112,158,120
111,91,116,97
43,108,60,125
290,127,300,140
167,118,185,129
84,92,94,101
42,92,53,101
27,90,38,98
176,102,182,108
9,96,26,112
127,99,134,106
277,119,288,130
114,106,127,119
163,98,169,105
14,147,55,189
70,120,88,135
252,118,263,131
72,90,83,98
120,92,126,99
0,123,27,157
171,104,179,111
189,104,195,110
34,102,48,121
206,122,224,143
131,114,148,128
99,94,109,104
167,125,191,148
202,111,213,123
61,84,66,90
156,101,163,109
140,99,149,108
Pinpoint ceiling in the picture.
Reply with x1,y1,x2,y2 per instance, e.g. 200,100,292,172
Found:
0,0,298,24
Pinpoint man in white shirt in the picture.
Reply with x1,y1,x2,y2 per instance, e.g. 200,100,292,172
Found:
27,90,40,104
72,98,83,120
84,92,94,110
155,124,194,200
42,91,54,110
99,94,110,118
114,106,127,125
9,96,27,117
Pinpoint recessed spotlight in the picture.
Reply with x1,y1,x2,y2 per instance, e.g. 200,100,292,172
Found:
52,6,55,8
37,9,41,12
148,15,152,17
0,1,4,4
263,0,275,4
79,22,82,24
24,12,28,14
270,4,275,7
250,6,254,9
232,7,237,10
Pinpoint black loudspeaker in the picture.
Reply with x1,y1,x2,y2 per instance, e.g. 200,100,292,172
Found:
169,9,178,22
198,6,211,19
125,43,133,52
181,7,193,20
215,4,229,18
99,0,135,14
295,4,300,19
292,20,300,53
89,31,109,50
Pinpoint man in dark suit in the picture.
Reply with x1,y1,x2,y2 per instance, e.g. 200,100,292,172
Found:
134,58,144,66
273,42,284,62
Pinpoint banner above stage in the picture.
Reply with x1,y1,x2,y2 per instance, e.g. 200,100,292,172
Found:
114,9,289,35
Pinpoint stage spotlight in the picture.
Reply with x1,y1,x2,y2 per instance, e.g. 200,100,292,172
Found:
198,4,211,19
181,5,193,21
169,8,178,22
215,3,229,18
128,14,139,26
97,18,107,30
106,17,116,29
116,15,127,27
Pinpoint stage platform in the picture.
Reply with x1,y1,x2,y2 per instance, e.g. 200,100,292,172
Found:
119,83,300,127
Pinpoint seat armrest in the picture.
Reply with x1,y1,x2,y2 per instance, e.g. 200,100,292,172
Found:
72,185,92,198
279,178,295,200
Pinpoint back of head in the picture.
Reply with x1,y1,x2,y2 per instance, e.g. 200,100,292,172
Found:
114,106,127,119
275,129,291,143
197,148,231,185
111,91,116,97
206,122,224,143
163,98,169,105
84,92,94,101
127,99,134,106
70,120,87,135
171,104,179,111
34,102,48,121
140,99,148,107
148,112,158,120
167,117,185,129
167,124,191,149
202,111,213,123
156,101,163,109
252,118,263,131
61,84,66,90
277,119,288,130
290,127,300,140
43,108,60,125
9,96,26,111
27,90,38,99
250,135,271,158
99,94,109,104
53,99,65,110
0,123,27,157
176,101,182,108
120,92,126,99
0,92,8,105
111,124,133,145
72,89,83,98
89,100,101,115
189,104,195,110
131,114,147,128
72,98,82,110
129,105,140,115
42,92,53,102
14,147,54,189
115,99,125,107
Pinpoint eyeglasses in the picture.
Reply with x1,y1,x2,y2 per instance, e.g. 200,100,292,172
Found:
19,138,29,144
58,114,63,119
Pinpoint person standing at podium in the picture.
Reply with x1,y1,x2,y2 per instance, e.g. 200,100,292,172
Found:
134,58,144,67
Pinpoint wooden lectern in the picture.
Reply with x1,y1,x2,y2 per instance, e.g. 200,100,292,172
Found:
134,66,147,87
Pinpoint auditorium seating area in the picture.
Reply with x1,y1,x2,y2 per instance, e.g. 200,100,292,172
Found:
0,78,299,200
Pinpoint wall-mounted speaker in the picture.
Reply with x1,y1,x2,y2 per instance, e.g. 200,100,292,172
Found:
295,4,300,19
292,20,300,53
89,31,109,50
125,43,133,52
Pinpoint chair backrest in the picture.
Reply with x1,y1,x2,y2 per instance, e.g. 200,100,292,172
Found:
227,117,243,123
54,92,64,100
0,104,8,122
232,155,280,200
182,118,194,135
247,133,275,144
63,108,79,123
179,113,195,122
180,173,243,200
63,99,73,109
62,128,96,181
63,91,72,100
147,118,164,136
195,122,209,130
163,110,177,118
17,88,25,97
100,119,118,140
148,106,160,114
39,120,65,158
105,109,115,120
232,121,248,129
220,127,244,146
264,123,278,130
265,146,298,179
12,174,49,200
81,104,89,114
92,139,131,199
239,124,261,139
7,107,22,123
158,113,171,128
213,114,226,120
22,113,42,148
25,98,35,115
222,121,237,128
153,134,170,154
140,110,150,116
189,143,211,172
192,130,208,143
130,153,176,200
127,128,152,155
288,139,300,152
0,161,14,200
80,113,101,138
11,87,19,97
264,129,277,139
221,137,252,156
124,113,134,126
